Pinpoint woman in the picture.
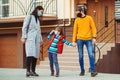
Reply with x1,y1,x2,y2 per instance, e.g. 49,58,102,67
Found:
21,6,44,77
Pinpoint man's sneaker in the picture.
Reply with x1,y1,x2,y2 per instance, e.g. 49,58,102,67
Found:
91,72,98,77
80,71,85,76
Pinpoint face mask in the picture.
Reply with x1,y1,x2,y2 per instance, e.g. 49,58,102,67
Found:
54,31,58,35
37,13,42,17
77,13,82,17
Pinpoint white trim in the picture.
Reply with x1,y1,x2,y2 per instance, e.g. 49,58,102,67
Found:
0,0,2,17
2,3,9,6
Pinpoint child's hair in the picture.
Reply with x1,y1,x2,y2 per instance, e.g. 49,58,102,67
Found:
55,26,63,35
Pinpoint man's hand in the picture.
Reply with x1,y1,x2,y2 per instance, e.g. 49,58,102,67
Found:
72,42,77,47
92,38,96,44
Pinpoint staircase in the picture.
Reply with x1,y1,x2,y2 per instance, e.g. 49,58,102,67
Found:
94,1,120,73
95,43,120,74
37,45,89,71
37,42,115,71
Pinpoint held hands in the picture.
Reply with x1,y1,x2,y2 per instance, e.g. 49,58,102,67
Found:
72,42,77,47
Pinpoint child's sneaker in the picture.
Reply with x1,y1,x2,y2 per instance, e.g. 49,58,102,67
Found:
80,70,85,76
51,72,54,76
55,73,59,77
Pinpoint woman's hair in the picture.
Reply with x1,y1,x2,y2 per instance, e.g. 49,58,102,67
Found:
31,6,44,22
55,26,63,35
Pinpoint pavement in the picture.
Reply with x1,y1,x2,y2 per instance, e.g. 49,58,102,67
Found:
0,68,120,80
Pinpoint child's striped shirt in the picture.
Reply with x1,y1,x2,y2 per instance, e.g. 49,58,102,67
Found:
47,34,72,54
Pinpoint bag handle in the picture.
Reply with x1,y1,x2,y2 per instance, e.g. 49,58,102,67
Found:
26,15,32,33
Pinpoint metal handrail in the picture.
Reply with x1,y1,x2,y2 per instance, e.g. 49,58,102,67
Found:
97,29,114,43
97,24,114,40
94,18,115,64
97,18,115,33
44,0,56,14
94,44,101,64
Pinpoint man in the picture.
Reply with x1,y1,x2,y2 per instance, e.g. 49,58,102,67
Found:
72,7,98,77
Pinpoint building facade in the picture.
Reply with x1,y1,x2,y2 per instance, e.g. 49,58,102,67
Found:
0,0,120,73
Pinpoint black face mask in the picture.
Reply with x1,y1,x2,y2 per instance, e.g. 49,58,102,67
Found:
77,13,82,17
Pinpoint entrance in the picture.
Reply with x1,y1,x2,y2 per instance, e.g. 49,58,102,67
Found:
0,34,18,68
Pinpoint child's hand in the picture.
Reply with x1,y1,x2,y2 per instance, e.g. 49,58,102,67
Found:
50,30,55,34
72,42,77,47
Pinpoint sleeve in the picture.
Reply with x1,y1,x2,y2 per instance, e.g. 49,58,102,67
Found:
72,19,78,42
21,15,31,39
62,39,73,46
47,34,52,40
90,16,97,37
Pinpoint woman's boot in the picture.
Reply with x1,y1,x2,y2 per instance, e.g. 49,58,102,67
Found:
31,57,39,76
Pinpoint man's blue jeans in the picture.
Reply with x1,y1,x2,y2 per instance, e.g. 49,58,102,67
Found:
77,39,95,72
48,52,59,73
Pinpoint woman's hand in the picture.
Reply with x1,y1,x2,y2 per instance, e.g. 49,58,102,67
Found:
21,38,27,44
40,42,43,46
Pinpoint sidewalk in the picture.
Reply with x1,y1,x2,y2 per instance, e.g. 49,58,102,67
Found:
0,68,120,80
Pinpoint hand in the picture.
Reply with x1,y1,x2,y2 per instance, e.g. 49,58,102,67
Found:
50,30,55,34
92,38,96,44
21,38,26,44
72,42,77,47
40,42,43,46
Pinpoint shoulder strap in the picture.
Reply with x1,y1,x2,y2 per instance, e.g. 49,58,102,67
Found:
26,15,32,33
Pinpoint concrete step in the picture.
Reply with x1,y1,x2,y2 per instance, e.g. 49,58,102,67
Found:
42,56,90,61
58,54,79,57
40,61,80,66
61,52,107,60
37,65,90,71
45,58,79,62
38,43,115,71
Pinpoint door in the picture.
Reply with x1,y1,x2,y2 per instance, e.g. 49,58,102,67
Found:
87,0,114,42
0,34,18,68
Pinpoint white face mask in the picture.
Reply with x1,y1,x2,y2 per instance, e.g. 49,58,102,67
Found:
54,31,58,35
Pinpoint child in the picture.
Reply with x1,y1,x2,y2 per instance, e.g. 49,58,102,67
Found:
47,26,73,77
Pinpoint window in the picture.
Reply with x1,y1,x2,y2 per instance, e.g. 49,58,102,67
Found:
105,6,108,27
0,0,2,17
0,0,9,17
2,5,9,17
2,0,9,4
